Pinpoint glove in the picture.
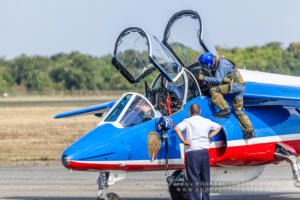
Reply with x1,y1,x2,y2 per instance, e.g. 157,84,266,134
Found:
198,74,204,81
223,77,231,83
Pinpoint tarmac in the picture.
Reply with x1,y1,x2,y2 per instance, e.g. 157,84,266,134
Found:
0,164,299,200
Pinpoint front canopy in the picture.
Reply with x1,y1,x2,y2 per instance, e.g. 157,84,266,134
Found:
112,27,183,83
103,93,156,127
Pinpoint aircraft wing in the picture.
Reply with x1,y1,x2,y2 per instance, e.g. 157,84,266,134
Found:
54,100,116,119
244,82,300,107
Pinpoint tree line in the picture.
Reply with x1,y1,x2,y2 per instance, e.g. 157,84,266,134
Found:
0,42,299,93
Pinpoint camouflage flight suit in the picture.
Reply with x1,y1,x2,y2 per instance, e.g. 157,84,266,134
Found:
204,57,254,134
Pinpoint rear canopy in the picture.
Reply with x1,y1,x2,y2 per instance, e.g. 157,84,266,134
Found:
163,10,218,67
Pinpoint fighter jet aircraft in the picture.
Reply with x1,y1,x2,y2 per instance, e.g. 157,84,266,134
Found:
55,10,300,200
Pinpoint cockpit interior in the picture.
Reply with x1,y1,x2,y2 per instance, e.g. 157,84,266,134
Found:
106,10,218,127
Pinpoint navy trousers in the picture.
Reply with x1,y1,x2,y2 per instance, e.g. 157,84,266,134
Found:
185,149,210,200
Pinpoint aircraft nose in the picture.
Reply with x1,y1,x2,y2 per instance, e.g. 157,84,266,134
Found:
60,124,122,169
61,155,71,167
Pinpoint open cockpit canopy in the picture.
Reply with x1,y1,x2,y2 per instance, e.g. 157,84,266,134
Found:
112,27,183,83
163,10,217,67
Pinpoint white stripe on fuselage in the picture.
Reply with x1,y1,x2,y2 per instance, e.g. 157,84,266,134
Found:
187,132,299,161
72,133,300,166
215,133,300,148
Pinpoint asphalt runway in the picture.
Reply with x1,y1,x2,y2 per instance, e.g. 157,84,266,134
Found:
0,164,299,200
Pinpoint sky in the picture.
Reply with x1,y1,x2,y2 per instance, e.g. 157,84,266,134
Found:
0,0,300,59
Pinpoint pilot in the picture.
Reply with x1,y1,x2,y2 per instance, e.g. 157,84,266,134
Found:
135,100,161,119
197,52,255,139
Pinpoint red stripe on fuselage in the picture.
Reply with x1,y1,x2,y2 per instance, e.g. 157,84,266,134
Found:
210,139,300,167
65,139,300,171
67,162,185,171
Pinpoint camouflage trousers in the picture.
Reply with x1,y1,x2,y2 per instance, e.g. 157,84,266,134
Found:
210,83,254,133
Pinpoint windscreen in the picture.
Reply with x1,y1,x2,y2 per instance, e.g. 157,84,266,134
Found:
115,29,154,81
104,94,132,122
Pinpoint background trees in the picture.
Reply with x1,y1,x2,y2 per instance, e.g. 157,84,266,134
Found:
0,42,299,93
217,42,300,75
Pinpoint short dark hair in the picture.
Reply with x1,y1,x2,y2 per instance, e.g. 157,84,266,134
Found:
190,104,201,115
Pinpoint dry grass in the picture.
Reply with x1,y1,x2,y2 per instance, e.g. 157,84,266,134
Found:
0,105,99,162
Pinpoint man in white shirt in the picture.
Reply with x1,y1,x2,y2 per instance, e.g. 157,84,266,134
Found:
174,104,222,200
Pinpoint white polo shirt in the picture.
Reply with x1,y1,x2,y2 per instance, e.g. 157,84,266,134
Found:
177,115,220,152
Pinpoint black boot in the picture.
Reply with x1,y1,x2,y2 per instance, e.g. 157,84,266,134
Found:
213,109,231,119
243,130,256,140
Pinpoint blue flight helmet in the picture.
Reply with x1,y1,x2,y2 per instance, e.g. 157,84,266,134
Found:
155,116,174,131
198,52,214,67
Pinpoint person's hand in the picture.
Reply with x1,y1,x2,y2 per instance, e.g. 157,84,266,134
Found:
183,140,191,147
198,74,204,81
223,77,231,83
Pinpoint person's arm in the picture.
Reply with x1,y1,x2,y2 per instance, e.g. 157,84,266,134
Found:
208,125,222,139
174,125,191,147
203,59,233,84
203,68,225,84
